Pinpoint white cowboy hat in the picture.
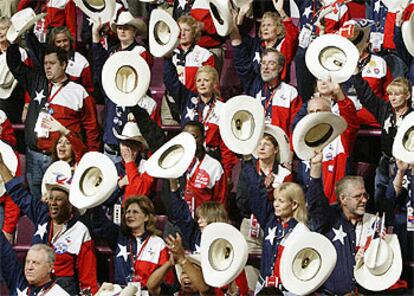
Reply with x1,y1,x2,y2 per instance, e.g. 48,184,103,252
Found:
0,54,18,99
402,8,414,57
113,121,148,148
0,140,18,196
219,95,265,155
200,222,248,287
95,282,123,296
280,231,337,295
340,19,375,53
231,0,252,8
41,161,72,196
252,124,290,164
69,152,117,210
145,132,196,179
102,51,150,107
207,0,234,37
354,235,403,291
149,8,179,58
392,112,414,164
175,254,202,284
6,8,46,43
305,34,359,83
110,11,147,35
73,0,116,24
292,112,347,160
381,0,410,12
290,0,300,18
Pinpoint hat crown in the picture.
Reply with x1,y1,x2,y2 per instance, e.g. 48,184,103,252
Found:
116,11,135,26
154,21,171,45
115,66,138,94
231,110,255,141
45,172,72,192
403,127,414,151
292,248,322,281
120,121,142,138
365,239,394,276
11,8,36,31
208,238,235,272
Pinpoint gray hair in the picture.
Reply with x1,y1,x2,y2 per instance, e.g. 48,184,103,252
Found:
29,244,55,265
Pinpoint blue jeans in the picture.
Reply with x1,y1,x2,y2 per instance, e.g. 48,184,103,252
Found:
25,148,52,201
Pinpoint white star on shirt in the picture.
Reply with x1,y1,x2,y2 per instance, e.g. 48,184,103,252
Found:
253,51,261,64
194,244,201,254
185,107,196,120
304,6,312,18
374,0,381,13
33,90,46,103
34,223,48,240
265,226,277,245
303,160,311,172
383,117,392,134
178,0,186,10
16,288,27,296
255,91,266,102
117,243,130,262
332,225,347,245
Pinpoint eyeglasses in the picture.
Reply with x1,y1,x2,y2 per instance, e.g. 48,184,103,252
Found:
260,61,278,68
346,192,370,201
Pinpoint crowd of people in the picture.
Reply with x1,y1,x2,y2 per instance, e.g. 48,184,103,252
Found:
0,0,413,295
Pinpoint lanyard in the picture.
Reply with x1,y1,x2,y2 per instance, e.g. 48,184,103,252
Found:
129,236,150,281
47,79,69,104
26,282,56,296
197,99,215,125
263,85,277,118
187,155,205,183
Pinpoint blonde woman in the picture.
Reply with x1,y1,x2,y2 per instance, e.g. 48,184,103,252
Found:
241,157,309,295
164,61,238,178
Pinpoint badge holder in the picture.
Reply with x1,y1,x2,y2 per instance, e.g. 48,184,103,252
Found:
113,203,122,226
407,201,414,232
298,24,313,49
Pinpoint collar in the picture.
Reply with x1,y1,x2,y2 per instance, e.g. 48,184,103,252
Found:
118,40,138,52
28,280,55,295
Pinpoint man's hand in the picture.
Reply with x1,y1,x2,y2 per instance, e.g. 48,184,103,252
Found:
309,150,323,179
48,116,69,135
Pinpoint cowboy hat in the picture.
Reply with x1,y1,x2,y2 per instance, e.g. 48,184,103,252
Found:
69,152,117,210
200,222,248,287
231,0,252,8
340,19,375,53
280,231,337,295
110,11,147,35
41,161,72,196
219,95,265,155
149,8,179,58
207,0,234,37
292,112,347,160
6,8,46,43
354,234,403,291
252,124,290,164
0,54,18,99
381,0,410,12
102,51,150,107
305,34,359,83
73,0,116,24
145,132,196,179
392,112,414,164
402,7,414,57
0,140,18,196
175,254,202,284
113,121,148,148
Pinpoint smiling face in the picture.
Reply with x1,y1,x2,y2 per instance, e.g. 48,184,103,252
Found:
54,32,71,52
48,189,71,224
56,136,73,163
24,249,52,286
339,181,368,218
124,202,148,232
260,52,282,82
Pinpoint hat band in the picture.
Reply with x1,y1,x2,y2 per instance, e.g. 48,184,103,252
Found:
403,127,414,152
304,124,334,147
209,3,224,25
154,21,171,45
82,0,105,12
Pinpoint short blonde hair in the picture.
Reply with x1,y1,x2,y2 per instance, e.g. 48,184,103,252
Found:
177,15,201,41
195,66,221,97
0,17,11,28
274,182,308,225
386,77,412,96
259,12,285,40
